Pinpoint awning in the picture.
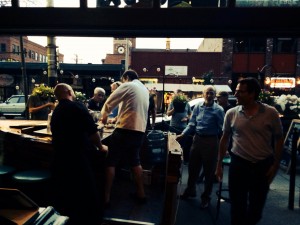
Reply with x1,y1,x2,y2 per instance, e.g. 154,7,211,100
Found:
145,83,232,93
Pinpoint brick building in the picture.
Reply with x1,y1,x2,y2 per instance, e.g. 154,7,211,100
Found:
0,36,64,63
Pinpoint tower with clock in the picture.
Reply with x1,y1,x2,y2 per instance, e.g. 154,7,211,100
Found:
113,38,136,55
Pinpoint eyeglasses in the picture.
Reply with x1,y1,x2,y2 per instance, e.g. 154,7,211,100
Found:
206,91,215,95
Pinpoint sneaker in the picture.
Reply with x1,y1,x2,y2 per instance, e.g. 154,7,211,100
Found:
180,189,196,200
200,199,210,209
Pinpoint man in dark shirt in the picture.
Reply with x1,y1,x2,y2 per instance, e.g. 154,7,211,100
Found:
51,83,108,225
87,87,106,111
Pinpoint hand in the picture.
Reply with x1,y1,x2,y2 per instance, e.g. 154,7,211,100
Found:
176,134,184,141
48,102,55,110
99,144,108,152
101,116,108,125
215,164,223,182
181,117,188,122
266,163,279,184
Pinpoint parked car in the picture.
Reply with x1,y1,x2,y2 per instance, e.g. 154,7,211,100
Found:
0,95,26,119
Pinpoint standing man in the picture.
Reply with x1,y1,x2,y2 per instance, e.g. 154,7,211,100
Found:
51,83,108,225
177,85,224,208
101,70,149,205
215,77,284,225
216,91,233,113
147,88,157,130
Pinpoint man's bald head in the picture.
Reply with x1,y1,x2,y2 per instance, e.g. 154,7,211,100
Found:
54,83,75,101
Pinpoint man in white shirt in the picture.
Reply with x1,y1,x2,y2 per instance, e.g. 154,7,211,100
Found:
101,70,149,206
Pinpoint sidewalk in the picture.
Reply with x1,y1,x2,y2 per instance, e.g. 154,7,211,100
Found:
175,164,300,225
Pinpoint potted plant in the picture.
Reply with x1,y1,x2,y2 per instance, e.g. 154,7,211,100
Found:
31,84,55,102
172,94,188,113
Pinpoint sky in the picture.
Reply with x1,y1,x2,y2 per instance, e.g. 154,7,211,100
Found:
28,36,203,64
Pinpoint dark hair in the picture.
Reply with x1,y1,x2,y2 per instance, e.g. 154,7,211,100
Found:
121,70,139,81
238,77,261,100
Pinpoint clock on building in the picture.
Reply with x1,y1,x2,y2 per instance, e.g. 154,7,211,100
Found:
117,46,125,54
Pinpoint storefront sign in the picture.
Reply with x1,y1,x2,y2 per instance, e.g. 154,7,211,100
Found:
270,77,295,88
0,74,14,87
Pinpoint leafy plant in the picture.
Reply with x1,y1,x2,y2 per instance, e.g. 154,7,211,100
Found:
258,89,274,105
75,91,86,103
172,94,187,103
31,84,55,101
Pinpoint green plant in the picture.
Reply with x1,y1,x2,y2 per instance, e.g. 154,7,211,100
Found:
172,94,187,103
75,91,86,103
258,89,274,105
31,84,55,101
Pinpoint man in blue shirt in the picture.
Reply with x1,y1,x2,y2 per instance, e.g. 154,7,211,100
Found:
177,85,224,209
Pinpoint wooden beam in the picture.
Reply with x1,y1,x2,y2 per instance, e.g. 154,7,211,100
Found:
0,7,300,37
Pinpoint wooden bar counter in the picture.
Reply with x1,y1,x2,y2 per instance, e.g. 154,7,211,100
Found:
0,120,183,225
0,120,112,170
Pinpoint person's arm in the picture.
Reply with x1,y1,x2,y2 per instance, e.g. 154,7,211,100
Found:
215,131,230,182
266,135,284,184
29,102,55,114
89,131,108,152
166,102,174,116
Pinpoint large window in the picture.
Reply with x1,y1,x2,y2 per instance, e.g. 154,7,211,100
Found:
273,38,297,53
234,38,266,53
0,43,6,52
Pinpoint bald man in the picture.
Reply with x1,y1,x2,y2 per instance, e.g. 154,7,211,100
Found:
51,83,107,225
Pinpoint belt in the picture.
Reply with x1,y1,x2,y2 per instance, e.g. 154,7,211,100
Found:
196,133,217,137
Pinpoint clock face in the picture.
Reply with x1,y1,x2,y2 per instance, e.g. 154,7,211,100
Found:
117,46,125,54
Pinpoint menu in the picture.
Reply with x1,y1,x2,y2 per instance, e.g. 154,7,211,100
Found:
280,119,300,172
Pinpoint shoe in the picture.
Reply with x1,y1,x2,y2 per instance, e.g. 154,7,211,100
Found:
200,199,210,209
130,193,147,204
180,189,196,200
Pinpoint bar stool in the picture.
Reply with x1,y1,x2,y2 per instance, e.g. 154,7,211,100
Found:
216,156,231,219
0,165,17,188
12,169,52,206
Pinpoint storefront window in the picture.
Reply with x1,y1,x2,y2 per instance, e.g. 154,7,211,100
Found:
273,38,297,53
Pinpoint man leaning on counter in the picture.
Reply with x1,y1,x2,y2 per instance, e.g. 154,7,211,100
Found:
100,70,149,206
50,83,108,225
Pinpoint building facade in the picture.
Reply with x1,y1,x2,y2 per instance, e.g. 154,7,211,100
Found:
0,36,64,63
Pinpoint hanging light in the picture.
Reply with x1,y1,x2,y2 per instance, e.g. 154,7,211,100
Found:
228,79,232,84
31,78,35,83
15,85,19,90
92,78,96,83
265,77,271,85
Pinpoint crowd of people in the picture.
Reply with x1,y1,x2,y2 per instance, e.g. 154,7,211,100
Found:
26,72,284,225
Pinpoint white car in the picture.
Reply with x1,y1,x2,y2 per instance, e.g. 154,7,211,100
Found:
154,96,236,129
0,95,26,119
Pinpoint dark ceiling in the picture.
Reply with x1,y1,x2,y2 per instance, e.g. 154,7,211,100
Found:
0,7,300,38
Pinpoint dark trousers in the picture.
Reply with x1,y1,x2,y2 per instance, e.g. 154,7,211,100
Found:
229,154,273,225
186,134,219,201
